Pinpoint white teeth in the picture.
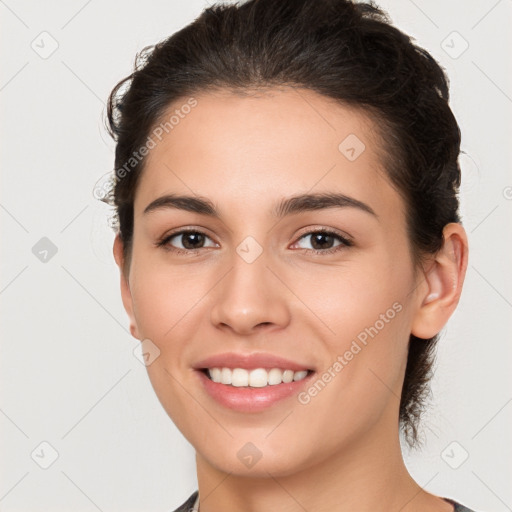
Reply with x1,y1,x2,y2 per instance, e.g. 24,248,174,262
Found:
293,370,308,381
210,367,222,383
248,368,268,388
282,369,294,383
268,368,283,385
220,367,232,385
231,368,249,387
206,367,310,387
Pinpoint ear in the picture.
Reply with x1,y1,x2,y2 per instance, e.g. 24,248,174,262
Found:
410,223,469,339
113,234,140,340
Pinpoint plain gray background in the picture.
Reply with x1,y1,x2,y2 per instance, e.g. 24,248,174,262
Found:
1,1,511,511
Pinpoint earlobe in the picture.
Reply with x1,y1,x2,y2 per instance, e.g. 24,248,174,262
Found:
113,234,140,340
411,223,468,339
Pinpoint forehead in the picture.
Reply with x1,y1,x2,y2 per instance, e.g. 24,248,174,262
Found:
135,87,402,221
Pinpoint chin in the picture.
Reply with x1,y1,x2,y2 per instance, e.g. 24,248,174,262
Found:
198,442,318,478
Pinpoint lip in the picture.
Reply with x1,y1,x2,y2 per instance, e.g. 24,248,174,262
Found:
193,352,315,372
193,352,316,413
195,368,316,413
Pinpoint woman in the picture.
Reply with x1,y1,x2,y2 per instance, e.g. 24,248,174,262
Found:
103,0,477,510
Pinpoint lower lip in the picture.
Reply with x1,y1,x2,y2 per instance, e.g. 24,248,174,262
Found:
195,370,315,413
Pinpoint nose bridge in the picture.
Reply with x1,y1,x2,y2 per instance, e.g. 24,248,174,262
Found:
209,241,290,334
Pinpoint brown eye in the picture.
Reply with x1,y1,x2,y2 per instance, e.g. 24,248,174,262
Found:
176,232,206,249
309,232,337,250
293,229,353,254
157,229,218,253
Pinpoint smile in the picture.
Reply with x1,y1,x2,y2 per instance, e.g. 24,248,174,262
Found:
204,367,312,387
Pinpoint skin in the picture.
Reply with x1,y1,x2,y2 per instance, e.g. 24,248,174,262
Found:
113,87,468,512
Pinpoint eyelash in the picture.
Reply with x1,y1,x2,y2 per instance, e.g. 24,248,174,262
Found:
155,227,353,256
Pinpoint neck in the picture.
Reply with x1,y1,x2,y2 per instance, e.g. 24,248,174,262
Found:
194,412,447,512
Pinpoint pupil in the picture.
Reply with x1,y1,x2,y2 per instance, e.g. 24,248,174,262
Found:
311,233,333,250
182,232,204,249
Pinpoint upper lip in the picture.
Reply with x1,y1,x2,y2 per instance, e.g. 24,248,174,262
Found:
193,352,315,372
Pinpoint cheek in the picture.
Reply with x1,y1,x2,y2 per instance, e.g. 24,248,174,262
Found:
289,252,414,398
128,254,216,350
290,270,412,451
127,257,218,432
123,237,223,438
290,255,413,342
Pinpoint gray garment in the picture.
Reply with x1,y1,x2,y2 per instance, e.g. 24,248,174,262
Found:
173,491,197,512
444,497,480,512
172,490,480,512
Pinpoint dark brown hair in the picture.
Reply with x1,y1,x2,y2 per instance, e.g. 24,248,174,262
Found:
102,0,462,448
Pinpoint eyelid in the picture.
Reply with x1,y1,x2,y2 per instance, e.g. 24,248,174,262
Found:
289,227,353,255
293,225,354,245
155,226,219,251
158,226,217,241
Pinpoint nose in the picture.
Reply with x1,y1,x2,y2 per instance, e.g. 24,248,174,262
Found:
209,251,291,336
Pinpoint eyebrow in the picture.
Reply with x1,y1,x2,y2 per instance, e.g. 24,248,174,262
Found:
143,192,377,218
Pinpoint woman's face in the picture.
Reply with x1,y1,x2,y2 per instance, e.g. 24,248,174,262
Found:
117,87,427,476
